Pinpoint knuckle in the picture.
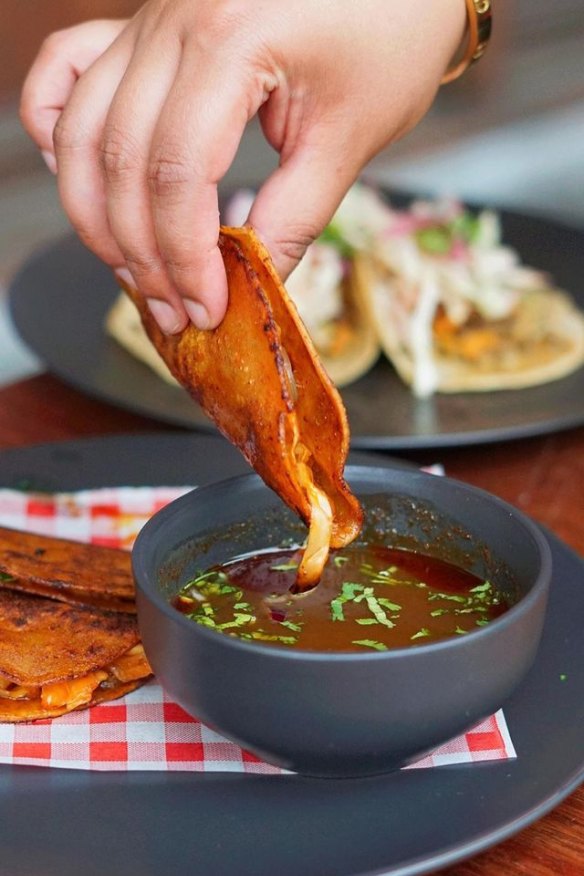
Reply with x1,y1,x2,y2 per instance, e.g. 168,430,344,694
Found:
195,0,247,41
41,29,70,58
124,253,163,278
274,224,319,263
100,126,142,184
52,111,86,152
147,149,193,199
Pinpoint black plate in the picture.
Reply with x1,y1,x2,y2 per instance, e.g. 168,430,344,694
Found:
8,204,584,449
0,432,582,876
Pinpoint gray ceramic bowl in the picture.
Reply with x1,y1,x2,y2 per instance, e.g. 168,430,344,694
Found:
132,466,551,778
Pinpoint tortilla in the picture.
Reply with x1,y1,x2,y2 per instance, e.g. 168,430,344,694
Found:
357,258,584,394
107,253,379,390
314,263,380,387
0,590,151,722
118,226,363,588
106,292,178,385
0,526,135,613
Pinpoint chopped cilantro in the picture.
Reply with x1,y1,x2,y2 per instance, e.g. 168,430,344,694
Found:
428,592,467,604
318,223,354,258
469,581,492,594
365,596,395,628
279,620,303,632
330,598,345,622
240,632,297,645
411,628,431,641
377,597,402,612
269,561,299,572
415,226,451,255
352,639,388,652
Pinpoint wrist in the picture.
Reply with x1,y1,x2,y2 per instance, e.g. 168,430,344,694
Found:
441,0,493,84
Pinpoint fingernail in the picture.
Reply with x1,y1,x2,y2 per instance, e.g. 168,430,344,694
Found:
114,266,135,288
41,150,57,174
146,298,184,334
183,299,211,330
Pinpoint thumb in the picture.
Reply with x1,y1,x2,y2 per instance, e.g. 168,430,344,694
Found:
247,141,360,281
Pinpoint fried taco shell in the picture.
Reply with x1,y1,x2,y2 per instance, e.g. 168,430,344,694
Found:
119,227,363,588
107,247,379,390
0,526,135,613
0,590,151,722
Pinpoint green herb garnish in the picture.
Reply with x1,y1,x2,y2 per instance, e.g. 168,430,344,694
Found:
410,628,431,641
269,561,299,572
352,639,388,652
318,223,354,259
415,226,452,255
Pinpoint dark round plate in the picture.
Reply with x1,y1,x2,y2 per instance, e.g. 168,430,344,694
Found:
0,432,582,876
7,204,584,449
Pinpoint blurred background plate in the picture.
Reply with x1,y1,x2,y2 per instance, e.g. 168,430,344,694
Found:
7,203,584,450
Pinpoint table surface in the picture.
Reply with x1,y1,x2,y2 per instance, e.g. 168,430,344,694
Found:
0,372,582,876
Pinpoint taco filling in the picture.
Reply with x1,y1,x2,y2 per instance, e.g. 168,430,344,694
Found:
349,190,584,396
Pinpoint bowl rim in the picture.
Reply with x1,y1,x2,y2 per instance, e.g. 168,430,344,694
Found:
132,465,552,662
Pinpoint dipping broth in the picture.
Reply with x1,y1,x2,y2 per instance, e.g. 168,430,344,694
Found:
173,544,510,652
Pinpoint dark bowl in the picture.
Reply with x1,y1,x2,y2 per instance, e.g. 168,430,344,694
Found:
132,466,551,778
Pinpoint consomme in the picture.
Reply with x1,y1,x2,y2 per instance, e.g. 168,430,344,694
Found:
173,544,509,652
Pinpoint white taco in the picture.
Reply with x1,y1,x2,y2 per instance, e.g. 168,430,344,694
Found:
349,191,584,396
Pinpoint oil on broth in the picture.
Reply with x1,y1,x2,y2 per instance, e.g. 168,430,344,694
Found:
173,544,508,652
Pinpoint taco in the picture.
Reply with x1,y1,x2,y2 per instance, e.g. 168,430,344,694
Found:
0,525,136,613
352,194,584,396
0,589,151,722
118,227,363,589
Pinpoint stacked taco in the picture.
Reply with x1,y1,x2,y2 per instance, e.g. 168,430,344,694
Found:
0,528,152,722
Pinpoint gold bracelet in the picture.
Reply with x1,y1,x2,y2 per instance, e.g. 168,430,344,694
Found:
441,0,492,85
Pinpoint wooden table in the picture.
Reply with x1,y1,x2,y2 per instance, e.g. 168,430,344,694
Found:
0,372,582,876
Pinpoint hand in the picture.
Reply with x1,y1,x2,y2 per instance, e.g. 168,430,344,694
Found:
20,0,466,333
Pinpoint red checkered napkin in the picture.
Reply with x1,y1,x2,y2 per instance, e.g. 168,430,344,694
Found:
0,486,516,773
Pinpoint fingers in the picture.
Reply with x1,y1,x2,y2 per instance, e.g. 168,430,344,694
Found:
143,56,255,328
52,34,134,269
102,42,258,330
248,128,361,281
99,35,190,331
20,19,127,167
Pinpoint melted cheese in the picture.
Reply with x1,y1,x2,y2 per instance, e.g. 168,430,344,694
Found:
290,427,334,591
1,645,151,713
42,670,108,710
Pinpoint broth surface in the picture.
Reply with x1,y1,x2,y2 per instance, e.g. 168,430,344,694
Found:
173,544,508,652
